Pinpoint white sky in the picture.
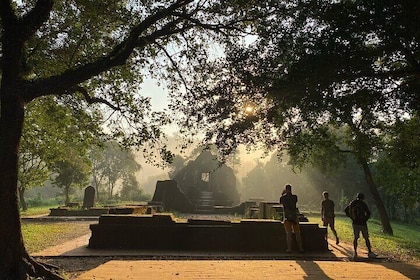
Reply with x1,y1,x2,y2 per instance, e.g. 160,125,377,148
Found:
140,78,170,112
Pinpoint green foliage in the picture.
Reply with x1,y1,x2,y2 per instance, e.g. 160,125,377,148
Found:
19,96,103,207
240,152,369,209
374,115,420,220
91,141,141,200
119,174,151,201
20,205,59,217
25,193,61,208
0,0,272,278
52,150,91,205
173,0,420,235
385,115,420,169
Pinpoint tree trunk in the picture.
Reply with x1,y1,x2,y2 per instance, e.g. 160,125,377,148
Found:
109,182,115,200
65,185,70,206
18,187,28,211
0,84,29,278
92,174,101,201
0,86,63,279
360,158,394,235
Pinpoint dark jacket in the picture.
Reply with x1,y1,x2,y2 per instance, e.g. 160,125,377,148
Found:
345,199,371,226
280,193,298,224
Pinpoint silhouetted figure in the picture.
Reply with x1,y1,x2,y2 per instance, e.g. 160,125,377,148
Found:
279,184,304,253
345,193,377,259
321,191,339,244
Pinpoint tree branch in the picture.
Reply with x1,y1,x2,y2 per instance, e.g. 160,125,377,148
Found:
24,0,195,102
0,0,18,28
19,0,54,42
72,85,121,111
0,0,53,42
155,40,190,93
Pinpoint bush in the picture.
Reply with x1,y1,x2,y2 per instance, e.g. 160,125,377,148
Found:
26,193,62,207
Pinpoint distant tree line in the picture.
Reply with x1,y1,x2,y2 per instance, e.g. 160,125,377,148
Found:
18,99,149,209
239,116,419,223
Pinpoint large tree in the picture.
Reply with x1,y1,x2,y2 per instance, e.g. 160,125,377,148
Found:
19,96,101,209
374,114,420,221
18,102,50,211
52,149,91,205
119,173,150,202
95,141,141,200
173,0,419,235
0,0,258,278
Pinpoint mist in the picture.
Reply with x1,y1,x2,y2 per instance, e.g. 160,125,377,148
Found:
134,139,365,212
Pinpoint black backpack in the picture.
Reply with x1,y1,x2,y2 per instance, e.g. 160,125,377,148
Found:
346,201,368,221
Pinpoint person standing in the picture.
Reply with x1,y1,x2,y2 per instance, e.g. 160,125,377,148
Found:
321,191,339,245
345,192,377,259
280,184,304,253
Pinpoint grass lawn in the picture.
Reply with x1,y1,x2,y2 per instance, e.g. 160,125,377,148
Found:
22,221,91,253
21,205,91,254
20,205,58,217
306,212,420,263
19,206,420,263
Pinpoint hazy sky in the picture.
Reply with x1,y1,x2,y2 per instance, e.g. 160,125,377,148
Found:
140,78,170,111
137,77,271,193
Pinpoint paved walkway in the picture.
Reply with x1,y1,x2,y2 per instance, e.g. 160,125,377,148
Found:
33,236,420,279
75,259,420,280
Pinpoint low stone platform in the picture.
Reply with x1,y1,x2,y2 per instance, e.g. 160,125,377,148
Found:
49,205,161,217
88,214,328,252
49,208,109,217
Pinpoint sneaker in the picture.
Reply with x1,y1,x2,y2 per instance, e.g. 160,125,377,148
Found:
336,238,339,245
368,252,378,258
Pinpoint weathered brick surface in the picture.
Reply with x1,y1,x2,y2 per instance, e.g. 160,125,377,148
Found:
75,260,420,280
88,214,328,252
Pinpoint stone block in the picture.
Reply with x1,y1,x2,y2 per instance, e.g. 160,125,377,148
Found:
88,215,328,252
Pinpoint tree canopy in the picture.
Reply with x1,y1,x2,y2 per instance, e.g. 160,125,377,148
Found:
0,0,418,277
374,114,420,221
0,1,261,278
173,0,419,234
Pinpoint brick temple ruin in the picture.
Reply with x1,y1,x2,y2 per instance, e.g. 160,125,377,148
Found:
88,213,328,253
76,150,328,253
150,150,241,213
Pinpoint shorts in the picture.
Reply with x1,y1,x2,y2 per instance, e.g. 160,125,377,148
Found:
284,220,301,234
323,217,335,227
352,224,369,239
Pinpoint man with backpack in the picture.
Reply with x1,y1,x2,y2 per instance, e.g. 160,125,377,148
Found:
345,193,377,260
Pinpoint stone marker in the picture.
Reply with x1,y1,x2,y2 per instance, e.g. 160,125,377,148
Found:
82,186,95,209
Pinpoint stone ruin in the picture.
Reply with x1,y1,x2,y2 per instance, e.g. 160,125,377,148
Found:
87,153,328,253
49,185,160,217
150,150,241,213
88,213,329,253
82,185,96,209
